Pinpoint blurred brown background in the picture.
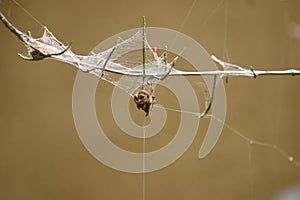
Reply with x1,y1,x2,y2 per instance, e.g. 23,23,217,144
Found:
1,0,300,199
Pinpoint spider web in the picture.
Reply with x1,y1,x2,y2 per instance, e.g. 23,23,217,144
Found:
89,29,179,96
1,1,300,200
1,0,188,97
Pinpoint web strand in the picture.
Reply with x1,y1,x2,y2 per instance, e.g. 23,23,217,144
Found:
154,104,300,169
142,118,146,200
178,0,197,32
210,115,300,168
155,103,299,199
201,0,225,27
11,0,44,28
1,1,299,199
169,0,197,49
248,143,254,200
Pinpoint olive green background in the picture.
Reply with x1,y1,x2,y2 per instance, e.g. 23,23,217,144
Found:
1,0,300,199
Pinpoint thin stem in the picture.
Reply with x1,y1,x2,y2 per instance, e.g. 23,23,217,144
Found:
1,11,300,78
152,56,178,80
142,16,146,90
84,46,116,75
199,74,218,118
0,12,26,42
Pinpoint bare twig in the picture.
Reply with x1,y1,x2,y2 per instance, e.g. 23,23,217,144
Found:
142,16,146,89
2,11,300,78
1,11,300,118
199,74,218,118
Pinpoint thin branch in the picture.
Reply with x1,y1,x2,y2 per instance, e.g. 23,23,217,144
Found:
153,56,178,80
83,45,116,75
1,11,300,79
199,74,218,118
1,11,300,118
142,16,146,89
0,12,25,42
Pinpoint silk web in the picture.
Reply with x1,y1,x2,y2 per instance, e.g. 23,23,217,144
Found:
1,0,300,200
